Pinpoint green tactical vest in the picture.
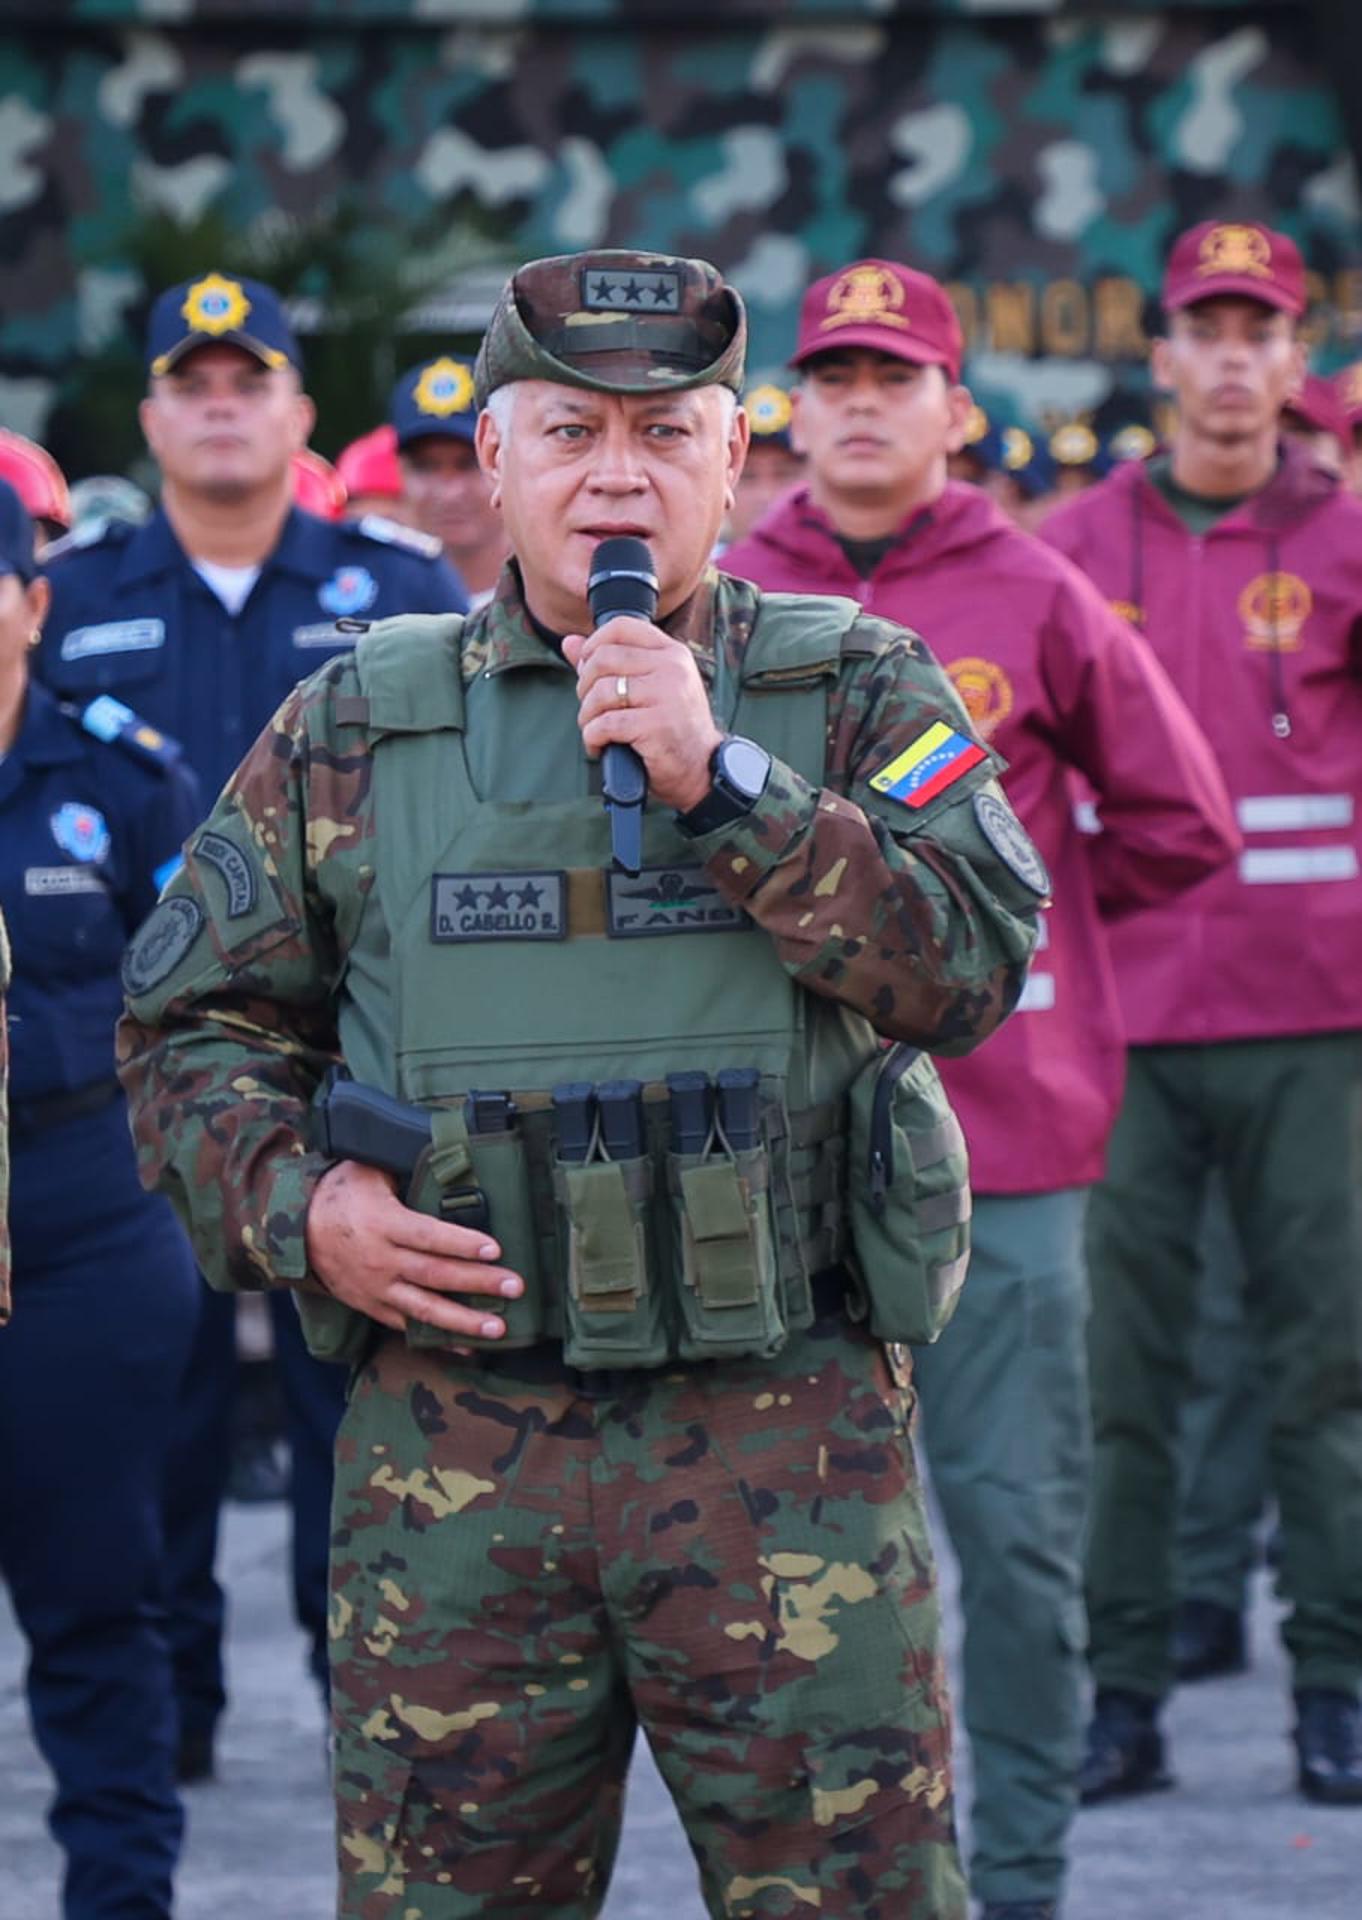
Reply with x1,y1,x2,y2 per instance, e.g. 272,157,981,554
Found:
296,591,970,1369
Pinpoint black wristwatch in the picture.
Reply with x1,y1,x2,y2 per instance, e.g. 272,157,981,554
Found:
677,734,773,836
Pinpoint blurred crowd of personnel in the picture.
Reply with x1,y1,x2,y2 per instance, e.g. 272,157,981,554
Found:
8,334,1360,584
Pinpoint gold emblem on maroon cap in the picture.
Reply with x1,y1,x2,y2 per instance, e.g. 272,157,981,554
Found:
820,263,911,333
1197,225,1272,279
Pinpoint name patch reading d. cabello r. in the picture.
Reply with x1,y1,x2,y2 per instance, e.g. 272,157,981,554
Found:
431,872,566,942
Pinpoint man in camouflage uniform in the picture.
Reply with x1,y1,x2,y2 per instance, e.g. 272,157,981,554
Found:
118,249,1045,1918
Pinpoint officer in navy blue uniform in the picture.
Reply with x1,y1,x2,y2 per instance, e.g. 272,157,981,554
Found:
0,478,201,1919
390,353,509,606
37,272,470,1783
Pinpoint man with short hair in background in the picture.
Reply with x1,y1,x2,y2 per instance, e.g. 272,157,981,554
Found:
1045,219,1362,1808
391,354,509,608
37,271,468,1784
723,256,1238,1920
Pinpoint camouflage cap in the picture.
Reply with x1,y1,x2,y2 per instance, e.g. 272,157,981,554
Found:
474,250,746,408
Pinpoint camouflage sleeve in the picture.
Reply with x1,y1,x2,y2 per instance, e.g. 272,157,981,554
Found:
687,620,1045,1055
115,660,365,1294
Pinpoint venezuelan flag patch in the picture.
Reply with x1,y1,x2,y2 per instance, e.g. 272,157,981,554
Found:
869,721,987,810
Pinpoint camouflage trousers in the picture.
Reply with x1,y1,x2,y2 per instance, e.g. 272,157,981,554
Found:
330,1314,966,1919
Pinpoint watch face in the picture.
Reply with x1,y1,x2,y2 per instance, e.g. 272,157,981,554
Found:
721,735,771,802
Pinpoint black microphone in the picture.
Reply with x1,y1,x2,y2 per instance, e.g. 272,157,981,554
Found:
587,536,658,877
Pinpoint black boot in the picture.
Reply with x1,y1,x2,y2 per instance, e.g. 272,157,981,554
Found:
1295,1690,1362,1805
1172,1598,1247,1682
1079,1690,1173,1805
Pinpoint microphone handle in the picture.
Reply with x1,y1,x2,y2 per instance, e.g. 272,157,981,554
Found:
593,625,652,883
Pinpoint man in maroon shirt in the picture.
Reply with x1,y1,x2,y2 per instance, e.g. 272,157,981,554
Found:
723,258,1238,1920
1045,219,1362,1809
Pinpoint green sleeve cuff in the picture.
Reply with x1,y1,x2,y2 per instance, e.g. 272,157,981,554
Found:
254,1147,333,1294
683,753,819,903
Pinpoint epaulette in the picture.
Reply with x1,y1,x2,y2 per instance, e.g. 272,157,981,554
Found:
355,513,443,560
69,694,182,772
41,516,132,563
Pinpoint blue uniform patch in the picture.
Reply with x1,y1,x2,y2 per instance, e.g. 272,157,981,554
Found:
319,565,378,617
50,801,112,865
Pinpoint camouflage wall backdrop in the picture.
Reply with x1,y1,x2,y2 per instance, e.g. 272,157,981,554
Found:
1,2,1358,473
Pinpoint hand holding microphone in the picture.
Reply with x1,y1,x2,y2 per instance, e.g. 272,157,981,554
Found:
563,537,723,873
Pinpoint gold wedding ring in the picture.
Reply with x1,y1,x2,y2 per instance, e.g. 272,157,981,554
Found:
616,674,630,708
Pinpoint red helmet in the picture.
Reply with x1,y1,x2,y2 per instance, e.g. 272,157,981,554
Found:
335,424,403,502
291,447,347,520
0,430,72,531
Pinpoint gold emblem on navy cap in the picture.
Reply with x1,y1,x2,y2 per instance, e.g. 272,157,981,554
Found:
821,263,910,333
413,358,475,418
1198,224,1272,279
182,274,252,337
1002,426,1034,471
746,385,793,435
1050,422,1099,466
963,404,989,447
1110,424,1157,462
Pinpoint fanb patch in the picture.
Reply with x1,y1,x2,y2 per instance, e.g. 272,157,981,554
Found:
869,722,987,811
607,867,750,938
195,832,257,919
973,790,1051,897
431,873,565,942
580,267,683,313
122,897,205,996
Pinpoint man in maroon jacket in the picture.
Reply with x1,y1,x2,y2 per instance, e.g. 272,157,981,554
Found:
1044,219,1362,1809
723,259,1239,1920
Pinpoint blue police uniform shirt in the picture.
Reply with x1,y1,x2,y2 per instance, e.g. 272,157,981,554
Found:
0,682,202,1104
37,503,468,801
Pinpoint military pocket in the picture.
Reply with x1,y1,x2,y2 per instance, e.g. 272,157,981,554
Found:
404,1110,545,1352
847,1045,971,1345
666,1145,787,1361
554,1154,671,1369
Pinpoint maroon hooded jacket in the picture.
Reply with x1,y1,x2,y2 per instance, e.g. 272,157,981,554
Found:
1044,443,1362,1048
722,481,1237,1193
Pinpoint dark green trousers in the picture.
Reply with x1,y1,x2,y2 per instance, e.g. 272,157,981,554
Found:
1175,1181,1270,1614
1087,1035,1362,1700
913,1189,1090,1908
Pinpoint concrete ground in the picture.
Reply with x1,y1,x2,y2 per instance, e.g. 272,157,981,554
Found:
0,1499,1356,1919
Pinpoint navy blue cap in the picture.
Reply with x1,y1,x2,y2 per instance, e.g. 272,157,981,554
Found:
0,476,36,582
146,273,302,377
390,357,479,448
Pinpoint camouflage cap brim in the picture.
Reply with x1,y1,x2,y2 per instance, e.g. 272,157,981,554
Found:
474,251,746,408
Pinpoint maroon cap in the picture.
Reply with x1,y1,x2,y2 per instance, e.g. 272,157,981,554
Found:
1283,373,1349,447
790,259,964,382
1162,220,1306,317
1335,361,1362,431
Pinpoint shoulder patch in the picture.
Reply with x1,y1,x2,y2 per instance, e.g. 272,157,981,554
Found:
194,831,257,919
75,695,180,772
122,897,205,997
973,789,1051,897
355,513,442,560
869,722,987,811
